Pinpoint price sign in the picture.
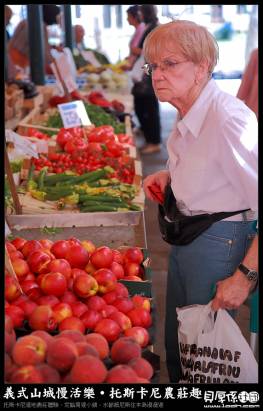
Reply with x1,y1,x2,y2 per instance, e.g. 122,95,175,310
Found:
58,100,91,128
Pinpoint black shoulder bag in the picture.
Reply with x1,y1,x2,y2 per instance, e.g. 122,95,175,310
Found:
158,184,250,246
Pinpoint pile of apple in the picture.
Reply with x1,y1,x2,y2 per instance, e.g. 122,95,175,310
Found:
5,237,153,355
5,315,154,383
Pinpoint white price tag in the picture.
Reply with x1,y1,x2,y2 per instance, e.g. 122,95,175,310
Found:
81,50,101,67
50,49,78,93
58,100,91,128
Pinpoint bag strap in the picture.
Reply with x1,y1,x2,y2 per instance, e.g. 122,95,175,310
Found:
210,208,250,222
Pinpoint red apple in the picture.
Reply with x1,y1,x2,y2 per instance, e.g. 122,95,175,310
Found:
51,240,70,259
127,308,152,328
58,316,85,334
27,250,51,274
71,301,88,318
84,262,96,275
123,247,144,264
36,295,60,307
5,305,25,328
90,246,113,269
60,290,78,305
102,290,118,305
20,280,43,301
71,268,88,280
81,240,96,254
17,300,38,319
100,304,118,318
11,237,27,250
21,240,42,259
5,275,22,302
109,311,132,331
124,262,140,277
6,242,17,253
39,239,54,249
131,295,151,312
53,303,73,323
66,244,89,269
112,297,134,314
73,274,98,298
47,258,71,281
110,261,125,279
8,250,24,261
124,275,143,281
115,282,129,298
80,309,102,330
124,326,150,348
112,249,124,265
28,305,57,332
93,268,117,294
94,318,121,342
12,258,30,278
86,295,106,311
40,272,67,297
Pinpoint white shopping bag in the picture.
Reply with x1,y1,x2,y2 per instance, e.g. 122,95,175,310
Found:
177,302,258,383
130,53,145,83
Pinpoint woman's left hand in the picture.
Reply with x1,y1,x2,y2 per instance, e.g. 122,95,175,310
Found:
211,271,251,311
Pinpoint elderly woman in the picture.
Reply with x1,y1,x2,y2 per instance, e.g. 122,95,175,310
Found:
142,20,258,383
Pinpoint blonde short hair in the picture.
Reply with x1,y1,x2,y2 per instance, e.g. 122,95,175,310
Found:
143,20,219,75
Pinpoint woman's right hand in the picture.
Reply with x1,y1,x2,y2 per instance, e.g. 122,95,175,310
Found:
143,170,170,202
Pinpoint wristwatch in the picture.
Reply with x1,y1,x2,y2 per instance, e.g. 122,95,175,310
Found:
238,263,258,286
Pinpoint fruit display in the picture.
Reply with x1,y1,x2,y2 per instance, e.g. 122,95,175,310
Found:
4,236,156,383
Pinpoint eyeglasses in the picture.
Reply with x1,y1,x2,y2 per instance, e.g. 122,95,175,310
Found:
142,60,188,76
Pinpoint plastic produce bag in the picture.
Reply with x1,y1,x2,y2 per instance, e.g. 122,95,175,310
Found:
177,302,258,383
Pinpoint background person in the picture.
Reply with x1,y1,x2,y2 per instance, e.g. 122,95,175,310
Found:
5,5,13,41
8,4,61,74
142,20,258,383
73,24,110,66
123,5,145,69
237,48,258,119
131,4,162,154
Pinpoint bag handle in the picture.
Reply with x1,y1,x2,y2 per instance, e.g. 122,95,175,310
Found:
195,301,216,334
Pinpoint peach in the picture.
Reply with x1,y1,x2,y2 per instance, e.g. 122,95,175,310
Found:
110,336,141,364
70,354,107,383
31,330,53,348
128,357,154,380
106,365,138,383
123,247,144,264
5,315,16,355
110,262,125,279
90,246,113,269
17,300,38,319
76,342,99,357
85,333,110,360
124,275,143,281
100,304,118,318
10,365,44,383
39,239,54,250
84,262,96,275
53,303,73,323
124,262,140,277
112,249,124,265
28,305,57,332
5,353,17,382
124,326,150,348
12,335,47,366
54,329,86,344
115,282,129,298
47,337,79,372
51,240,70,259
109,311,132,331
102,290,118,305
21,280,43,301
58,316,85,334
36,363,61,383
6,242,17,253
94,318,121,342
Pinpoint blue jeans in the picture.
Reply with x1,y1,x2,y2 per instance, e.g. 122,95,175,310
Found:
165,220,257,383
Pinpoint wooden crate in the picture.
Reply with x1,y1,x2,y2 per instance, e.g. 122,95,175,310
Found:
5,85,24,125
